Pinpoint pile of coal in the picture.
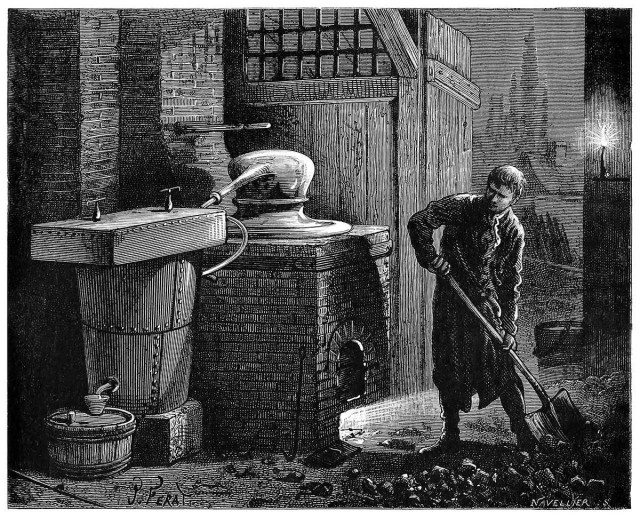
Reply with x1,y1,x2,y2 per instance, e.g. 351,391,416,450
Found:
334,445,616,509
298,481,334,498
334,397,630,511
276,471,305,483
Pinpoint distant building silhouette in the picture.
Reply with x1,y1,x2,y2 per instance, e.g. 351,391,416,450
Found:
478,26,550,195
516,152,547,195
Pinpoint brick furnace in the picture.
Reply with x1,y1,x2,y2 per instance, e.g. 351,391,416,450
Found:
190,150,392,456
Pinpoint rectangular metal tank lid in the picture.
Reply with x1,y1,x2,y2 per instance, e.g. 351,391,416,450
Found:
31,207,227,265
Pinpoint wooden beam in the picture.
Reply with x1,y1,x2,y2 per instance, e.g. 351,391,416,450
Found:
396,75,424,394
240,76,398,105
365,9,418,78
425,58,481,110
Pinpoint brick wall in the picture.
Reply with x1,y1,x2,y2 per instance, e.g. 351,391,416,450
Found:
9,10,124,226
78,10,120,217
161,10,225,125
9,8,226,221
9,10,81,238
118,10,172,209
8,10,87,470
315,252,391,445
160,10,233,211
191,227,391,453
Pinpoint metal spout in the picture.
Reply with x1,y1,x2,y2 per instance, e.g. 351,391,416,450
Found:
87,198,106,222
201,164,273,208
161,186,181,212
95,376,120,396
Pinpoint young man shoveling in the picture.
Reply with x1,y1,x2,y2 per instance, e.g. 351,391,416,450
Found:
408,165,536,452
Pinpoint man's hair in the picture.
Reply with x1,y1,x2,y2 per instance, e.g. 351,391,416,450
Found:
487,165,527,199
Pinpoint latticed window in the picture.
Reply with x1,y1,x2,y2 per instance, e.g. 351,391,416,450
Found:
245,8,395,82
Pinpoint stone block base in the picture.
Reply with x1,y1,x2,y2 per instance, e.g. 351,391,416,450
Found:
132,399,202,465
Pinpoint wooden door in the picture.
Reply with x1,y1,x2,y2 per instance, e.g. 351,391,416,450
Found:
394,12,479,394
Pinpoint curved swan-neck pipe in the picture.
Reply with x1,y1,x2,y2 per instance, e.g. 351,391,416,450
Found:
201,164,272,208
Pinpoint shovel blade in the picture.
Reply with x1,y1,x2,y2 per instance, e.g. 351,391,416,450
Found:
524,405,569,444
525,388,587,446
549,388,586,443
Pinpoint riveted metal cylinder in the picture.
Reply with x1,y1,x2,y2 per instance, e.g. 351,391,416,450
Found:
77,251,202,415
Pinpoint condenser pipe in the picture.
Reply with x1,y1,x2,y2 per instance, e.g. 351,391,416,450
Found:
200,164,273,278
201,164,273,208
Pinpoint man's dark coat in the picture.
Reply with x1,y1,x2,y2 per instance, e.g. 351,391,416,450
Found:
408,194,525,412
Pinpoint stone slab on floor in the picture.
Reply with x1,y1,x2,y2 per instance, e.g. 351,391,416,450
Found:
132,399,203,466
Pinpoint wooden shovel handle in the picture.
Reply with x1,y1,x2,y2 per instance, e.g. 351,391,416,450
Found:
446,275,552,406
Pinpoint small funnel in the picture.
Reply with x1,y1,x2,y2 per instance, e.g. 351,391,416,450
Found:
227,150,351,239
84,376,120,416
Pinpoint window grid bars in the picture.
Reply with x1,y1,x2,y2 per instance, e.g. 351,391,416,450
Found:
245,9,392,81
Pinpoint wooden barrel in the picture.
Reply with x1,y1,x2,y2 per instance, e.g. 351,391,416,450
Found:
533,321,585,386
76,251,202,415
46,407,136,479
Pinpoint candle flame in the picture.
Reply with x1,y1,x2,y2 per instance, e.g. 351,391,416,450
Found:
588,120,619,151
600,127,609,148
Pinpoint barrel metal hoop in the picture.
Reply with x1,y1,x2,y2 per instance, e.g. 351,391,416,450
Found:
51,453,132,470
80,321,193,335
46,427,136,443
50,454,133,480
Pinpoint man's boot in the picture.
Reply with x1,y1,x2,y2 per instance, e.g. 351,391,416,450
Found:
419,404,461,454
513,421,537,451
501,382,537,451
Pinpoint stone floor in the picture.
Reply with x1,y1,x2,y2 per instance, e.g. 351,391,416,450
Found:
340,257,584,453
10,259,598,509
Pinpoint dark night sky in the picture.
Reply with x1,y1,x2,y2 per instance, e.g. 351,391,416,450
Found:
430,8,585,192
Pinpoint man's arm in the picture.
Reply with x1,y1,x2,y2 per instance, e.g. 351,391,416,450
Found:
407,194,474,270
498,226,525,339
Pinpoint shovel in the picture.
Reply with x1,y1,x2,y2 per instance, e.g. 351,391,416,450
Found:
446,275,586,446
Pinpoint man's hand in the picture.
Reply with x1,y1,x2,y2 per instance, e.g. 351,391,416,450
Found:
502,333,517,351
427,255,451,276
